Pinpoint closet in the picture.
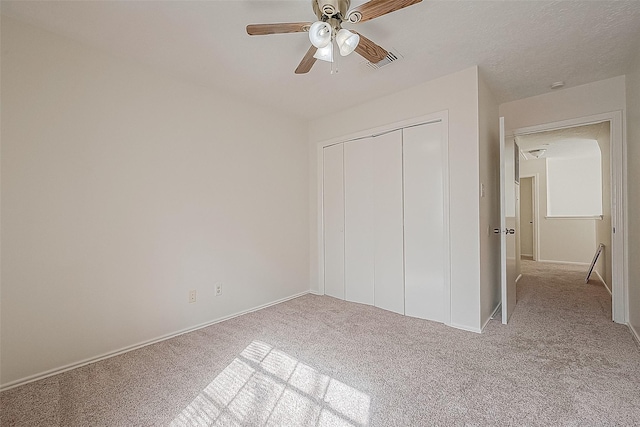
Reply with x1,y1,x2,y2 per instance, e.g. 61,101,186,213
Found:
322,120,449,323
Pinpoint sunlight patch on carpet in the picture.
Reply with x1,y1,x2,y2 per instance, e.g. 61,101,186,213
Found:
170,341,371,426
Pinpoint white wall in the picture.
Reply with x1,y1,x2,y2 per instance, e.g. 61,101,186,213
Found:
309,67,482,331
500,76,626,130
478,70,500,328
627,56,640,339
520,159,596,264
0,17,309,387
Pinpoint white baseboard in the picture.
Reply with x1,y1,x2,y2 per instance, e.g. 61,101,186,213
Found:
593,270,612,295
448,322,482,334
521,253,533,258
481,303,502,332
538,259,590,266
516,274,523,283
629,323,640,347
308,290,324,296
0,290,311,392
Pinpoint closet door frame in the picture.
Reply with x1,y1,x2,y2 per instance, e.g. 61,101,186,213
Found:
316,110,451,325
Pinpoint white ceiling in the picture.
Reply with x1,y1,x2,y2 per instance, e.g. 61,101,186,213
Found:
516,122,606,160
2,1,640,120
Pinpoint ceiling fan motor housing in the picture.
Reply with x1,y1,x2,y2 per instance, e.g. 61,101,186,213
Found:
313,0,351,19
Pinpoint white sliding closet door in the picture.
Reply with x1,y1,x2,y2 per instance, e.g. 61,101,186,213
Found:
344,139,375,305
323,144,345,299
373,130,405,314
403,122,446,321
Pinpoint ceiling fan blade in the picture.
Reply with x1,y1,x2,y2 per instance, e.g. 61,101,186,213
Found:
349,0,422,23
295,46,318,74
246,22,312,36
353,32,388,63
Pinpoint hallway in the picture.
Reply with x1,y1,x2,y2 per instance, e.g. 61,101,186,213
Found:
483,259,640,423
515,259,612,324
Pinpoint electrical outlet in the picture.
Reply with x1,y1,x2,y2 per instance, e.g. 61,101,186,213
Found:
215,284,222,296
189,290,197,303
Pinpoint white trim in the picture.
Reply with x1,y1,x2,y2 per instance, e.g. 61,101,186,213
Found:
510,111,627,324
316,111,452,325
521,253,534,258
316,112,447,149
440,114,452,326
449,322,482,334
544,215,603,220
317,143,325,296
516,273,523,283
594,270,612,295
538,259,590,266
532,174,540,261
308,290,324,296
0,291,311,392
499,117,507,324
628,323,640,347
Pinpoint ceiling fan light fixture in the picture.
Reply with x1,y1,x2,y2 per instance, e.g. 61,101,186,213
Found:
346,11,362,24
322,4,336,16
313,43,334,62
336,28,360,56
309,21,332,48
528,148,547,158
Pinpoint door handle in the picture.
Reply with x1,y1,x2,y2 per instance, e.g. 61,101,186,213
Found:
494,228,515,235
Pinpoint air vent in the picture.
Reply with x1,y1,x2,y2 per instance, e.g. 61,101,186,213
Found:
365,50,403,70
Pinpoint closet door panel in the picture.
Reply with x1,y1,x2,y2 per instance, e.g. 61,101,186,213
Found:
323,144,345,299
403,122,445,321
344,139,375,305
373,130,405,314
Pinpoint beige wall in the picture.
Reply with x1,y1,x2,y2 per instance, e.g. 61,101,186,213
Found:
519,158,597,264
309,67,483,332
478,70,501,329
1,17,309,387
500,76,626,130
627,56,640,339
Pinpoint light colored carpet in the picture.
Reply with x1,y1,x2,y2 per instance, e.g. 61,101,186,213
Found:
2,260,639,426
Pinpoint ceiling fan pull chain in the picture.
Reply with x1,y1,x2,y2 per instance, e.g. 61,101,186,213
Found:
331,50,338,74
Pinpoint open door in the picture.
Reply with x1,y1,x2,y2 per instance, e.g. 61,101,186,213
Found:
499,117,518,324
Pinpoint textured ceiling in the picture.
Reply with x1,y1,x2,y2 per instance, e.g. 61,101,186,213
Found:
2,1,640,120
516,122,607,159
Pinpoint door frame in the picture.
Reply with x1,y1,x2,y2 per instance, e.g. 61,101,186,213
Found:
519,174,540,261
509,111,626,324
315,110,451,325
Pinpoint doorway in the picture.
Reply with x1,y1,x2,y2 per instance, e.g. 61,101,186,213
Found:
519,176,535,261
510,111,625,324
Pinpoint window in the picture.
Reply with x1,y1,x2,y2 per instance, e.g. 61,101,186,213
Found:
546,142,602,218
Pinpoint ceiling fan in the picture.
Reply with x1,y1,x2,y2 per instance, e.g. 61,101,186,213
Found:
246,0,423,74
